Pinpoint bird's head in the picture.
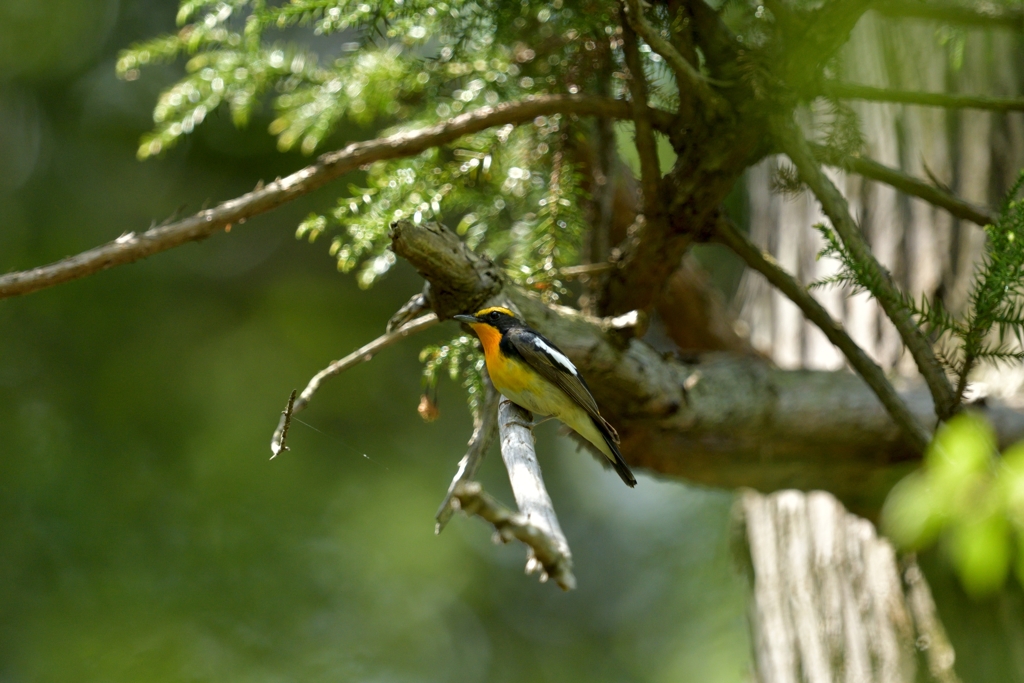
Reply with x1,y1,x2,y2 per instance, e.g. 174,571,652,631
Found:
453,306,520,332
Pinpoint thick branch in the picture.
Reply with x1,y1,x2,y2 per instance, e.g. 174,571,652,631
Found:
270,313,438,456
811,143,995,226
389,220,1024,514
873,0,1024,29
715,218,931,452
435,376,500,533
821,81,1024,113
0,95,668,301
775,118,959,422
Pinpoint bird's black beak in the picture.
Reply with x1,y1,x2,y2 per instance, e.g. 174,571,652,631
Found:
453,314,478,324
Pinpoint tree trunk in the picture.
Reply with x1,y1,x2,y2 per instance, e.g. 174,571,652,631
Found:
737,489,960,683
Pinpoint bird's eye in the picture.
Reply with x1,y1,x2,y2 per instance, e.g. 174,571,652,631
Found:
489,311,500,322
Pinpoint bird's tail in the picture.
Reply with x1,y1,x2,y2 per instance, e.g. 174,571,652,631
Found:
592,416,637,488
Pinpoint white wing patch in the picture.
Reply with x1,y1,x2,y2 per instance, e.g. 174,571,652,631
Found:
532,337,577,376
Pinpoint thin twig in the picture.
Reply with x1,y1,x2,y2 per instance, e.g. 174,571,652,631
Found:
269,313,438,455
621,6,665,228
271,390,298,459
775,117,958,422
0,95,671,301
873,0,1024,29
820,81,1024,112
435,374,500,533
715,218,930,452
810,143,995,227
621,0,726,117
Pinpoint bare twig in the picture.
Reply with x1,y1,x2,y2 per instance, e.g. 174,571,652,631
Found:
452,481,576,590
873,0,1024,29
435,375,500,533
820,81,1024,113
497,399,573,581
0,95,671,301
716,218,930,452
811,143,995,226
775,118,958,421
621,7,665,228
450,396,575,590
621,0,726,117
269,313,438,455
271,390,298,459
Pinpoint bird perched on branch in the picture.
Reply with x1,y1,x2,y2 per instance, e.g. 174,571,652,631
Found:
454,306,637,487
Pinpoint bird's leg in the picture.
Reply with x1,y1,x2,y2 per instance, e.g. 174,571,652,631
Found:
499,401,550,431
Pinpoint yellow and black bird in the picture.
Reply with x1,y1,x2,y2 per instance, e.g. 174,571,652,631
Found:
454,306,637,487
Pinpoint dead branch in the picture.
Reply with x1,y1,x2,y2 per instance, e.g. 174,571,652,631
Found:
873,0,1024,29
0,95,670,301
715,217,931,453
270,313,438,457
435,375,500,533
820,81,1024,112
775,118,959,422
450,398,575,590
811,143,995,226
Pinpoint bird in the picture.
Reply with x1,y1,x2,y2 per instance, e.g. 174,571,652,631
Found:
453,306,637,487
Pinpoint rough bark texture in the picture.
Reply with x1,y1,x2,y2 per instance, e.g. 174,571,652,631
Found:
738,490,960,683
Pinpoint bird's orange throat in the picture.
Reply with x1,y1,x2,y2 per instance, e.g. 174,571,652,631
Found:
470,322,503,359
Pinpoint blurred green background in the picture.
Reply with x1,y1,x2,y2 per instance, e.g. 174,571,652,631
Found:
3,2,1024,681
0,2,750,680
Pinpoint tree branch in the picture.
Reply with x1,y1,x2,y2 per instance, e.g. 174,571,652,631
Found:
715,218,931,453
811,143,995,226
389,220,1024,514
820,81,1024,112
270,313,438,457
435,375,500,533
621,0,726,117
872,0,1024,29
452,481,576,590
0,95,670,301
775,118,959,422
621,8,665,227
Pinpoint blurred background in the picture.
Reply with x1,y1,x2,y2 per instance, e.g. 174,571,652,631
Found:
0,2,751,680
0,1,1022,681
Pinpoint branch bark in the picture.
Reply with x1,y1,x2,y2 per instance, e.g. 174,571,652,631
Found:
715,218,931,453
775,118,959,422
820,81,1024,112
811,143,995,227
0,95,669,301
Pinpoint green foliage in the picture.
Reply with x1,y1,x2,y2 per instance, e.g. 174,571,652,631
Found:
419,334,486,417
883,413,1024,597
814,172,1024,397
